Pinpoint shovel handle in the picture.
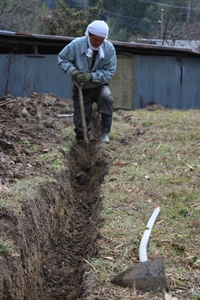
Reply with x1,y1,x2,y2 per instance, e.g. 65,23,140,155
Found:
74,82,89,145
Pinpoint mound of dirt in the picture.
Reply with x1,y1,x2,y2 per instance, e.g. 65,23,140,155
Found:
0,93,111,299
0,93,74,183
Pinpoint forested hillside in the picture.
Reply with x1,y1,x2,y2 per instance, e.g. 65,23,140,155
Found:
0,0,200,42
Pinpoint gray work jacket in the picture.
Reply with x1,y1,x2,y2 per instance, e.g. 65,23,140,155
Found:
57,36,117,89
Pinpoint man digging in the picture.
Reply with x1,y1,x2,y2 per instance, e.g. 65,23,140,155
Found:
58,20,117,143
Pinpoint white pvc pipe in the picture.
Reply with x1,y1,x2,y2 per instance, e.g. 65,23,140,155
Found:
139,206,161,262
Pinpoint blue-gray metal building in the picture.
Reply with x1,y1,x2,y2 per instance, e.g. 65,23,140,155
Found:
0,30,199,109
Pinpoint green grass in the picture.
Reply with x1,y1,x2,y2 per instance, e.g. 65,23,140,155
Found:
38,145,71,172
0,176,52,214
91,108,200,299
0,240,11,254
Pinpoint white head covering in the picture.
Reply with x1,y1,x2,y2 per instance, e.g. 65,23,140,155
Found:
85,20,109,59
85,20,109,39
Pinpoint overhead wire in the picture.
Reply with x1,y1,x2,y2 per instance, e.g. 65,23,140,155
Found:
68,0,160,29
137,0,199,11
61,0,200,35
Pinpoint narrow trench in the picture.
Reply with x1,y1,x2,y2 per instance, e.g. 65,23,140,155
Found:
1,128,110,299
40,142,109,300
66,142,109,299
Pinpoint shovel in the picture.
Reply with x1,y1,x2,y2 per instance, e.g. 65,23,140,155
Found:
74,82,90,149
110,206,168,292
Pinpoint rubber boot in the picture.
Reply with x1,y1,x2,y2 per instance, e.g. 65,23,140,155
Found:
101,114,112,143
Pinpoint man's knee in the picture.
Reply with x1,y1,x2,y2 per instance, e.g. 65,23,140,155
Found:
98,86,114,114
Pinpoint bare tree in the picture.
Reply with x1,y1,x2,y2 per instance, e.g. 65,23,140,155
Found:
0,0,50,33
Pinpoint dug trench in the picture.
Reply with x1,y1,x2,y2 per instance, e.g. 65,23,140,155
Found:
0,94,111,299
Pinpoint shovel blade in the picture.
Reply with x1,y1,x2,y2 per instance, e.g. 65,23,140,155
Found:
111,256,168,292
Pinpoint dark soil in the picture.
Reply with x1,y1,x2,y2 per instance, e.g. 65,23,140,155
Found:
0,93,111,299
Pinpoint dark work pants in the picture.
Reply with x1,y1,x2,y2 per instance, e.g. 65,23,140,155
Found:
72,84,114,138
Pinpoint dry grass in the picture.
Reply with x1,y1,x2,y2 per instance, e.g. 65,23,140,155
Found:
85,108,200,300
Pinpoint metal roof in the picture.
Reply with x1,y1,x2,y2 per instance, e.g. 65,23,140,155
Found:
0,30,199,57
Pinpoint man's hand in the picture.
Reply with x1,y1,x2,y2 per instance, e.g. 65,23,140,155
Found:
71,70,82,84
77,72,92,85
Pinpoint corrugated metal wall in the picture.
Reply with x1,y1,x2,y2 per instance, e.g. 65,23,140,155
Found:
0,54,73,100
134,55,200,109
0,53,200,109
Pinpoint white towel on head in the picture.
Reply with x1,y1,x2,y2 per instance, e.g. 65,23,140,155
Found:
85,20,109,38
85,20,109,59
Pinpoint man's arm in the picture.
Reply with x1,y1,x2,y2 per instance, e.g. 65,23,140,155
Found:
57,41,77,75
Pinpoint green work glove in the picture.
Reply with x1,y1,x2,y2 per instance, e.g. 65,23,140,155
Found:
71,70,82,84
77,72,92,85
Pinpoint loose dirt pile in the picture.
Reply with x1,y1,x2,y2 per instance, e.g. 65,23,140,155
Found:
0,93,111,299
0,93,74,183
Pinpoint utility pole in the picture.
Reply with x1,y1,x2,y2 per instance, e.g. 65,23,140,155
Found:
84,0,88,12
160,9,164,40
187,0,191,23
